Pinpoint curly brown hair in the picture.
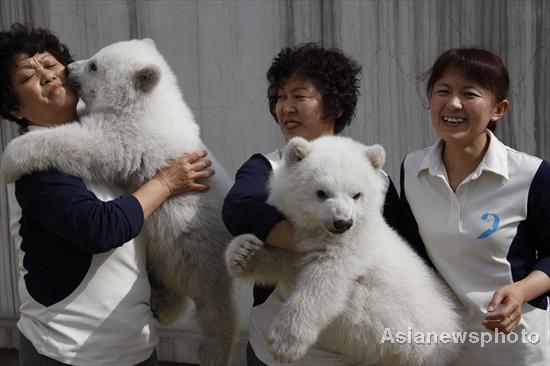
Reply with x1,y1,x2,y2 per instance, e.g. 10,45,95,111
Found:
0,23,74,130
267,43,362,134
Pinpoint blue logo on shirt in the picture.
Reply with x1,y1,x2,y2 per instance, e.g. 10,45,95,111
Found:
476,213,500,239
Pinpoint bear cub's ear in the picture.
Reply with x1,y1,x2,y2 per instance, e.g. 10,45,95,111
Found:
134,65,160,93
365,144,385,170
141,38,157,49
284,137,311,166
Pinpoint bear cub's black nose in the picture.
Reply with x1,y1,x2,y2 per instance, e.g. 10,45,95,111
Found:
332,219,353,233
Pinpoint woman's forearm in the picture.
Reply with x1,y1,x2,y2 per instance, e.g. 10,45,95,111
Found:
516,270,550,303
132,177,171,219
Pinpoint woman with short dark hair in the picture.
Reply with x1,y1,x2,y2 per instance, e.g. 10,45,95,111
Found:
266,42,361,135
223,43,399,366
0,23,73,132
399,47,550,365
1,23,213,366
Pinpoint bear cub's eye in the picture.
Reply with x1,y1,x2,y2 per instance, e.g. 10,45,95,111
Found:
316,190,328,200
89,62,97,72
353,193,362,200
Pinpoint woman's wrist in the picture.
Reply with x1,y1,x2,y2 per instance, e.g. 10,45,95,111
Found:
132,177,171,219
151,175,174,197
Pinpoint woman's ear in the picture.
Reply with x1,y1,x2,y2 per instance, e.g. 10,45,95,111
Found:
491,99,509,121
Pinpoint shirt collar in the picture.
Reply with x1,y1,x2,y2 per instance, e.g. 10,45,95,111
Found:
263,148,283,170
417,130,509,181
27,124,47,132
418,138,445,178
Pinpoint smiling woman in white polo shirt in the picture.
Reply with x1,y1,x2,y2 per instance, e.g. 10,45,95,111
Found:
399,48,550,365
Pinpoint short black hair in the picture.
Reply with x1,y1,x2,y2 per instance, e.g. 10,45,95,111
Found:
267,43,362,134
425,48,510,132
0,23,73,130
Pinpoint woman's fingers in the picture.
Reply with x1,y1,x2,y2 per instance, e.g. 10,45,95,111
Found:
482,305,522,334
155,151,215,195
190,158,213,172
182,150,208,163
193,168,215,179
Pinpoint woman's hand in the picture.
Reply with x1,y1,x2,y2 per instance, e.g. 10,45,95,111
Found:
153,150,214,196
482,283,525,334
483,270,550,334
133,150,215,219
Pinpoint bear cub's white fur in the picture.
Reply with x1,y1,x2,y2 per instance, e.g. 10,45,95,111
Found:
225,136,463,365
2,39,236,366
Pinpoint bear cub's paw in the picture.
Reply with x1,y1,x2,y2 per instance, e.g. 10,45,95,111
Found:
268,321,311,363
150,287,184,325
225,233,264,277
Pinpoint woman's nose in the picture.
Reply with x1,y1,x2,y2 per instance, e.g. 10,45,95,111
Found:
39,68,56,85
283,98,296,112
448,94,462,109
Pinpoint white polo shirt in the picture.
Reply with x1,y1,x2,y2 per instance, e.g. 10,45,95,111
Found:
8,180,157,366
401,131,550,365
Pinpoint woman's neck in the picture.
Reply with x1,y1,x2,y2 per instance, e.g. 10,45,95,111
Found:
31,107,78,128
441,132,489,192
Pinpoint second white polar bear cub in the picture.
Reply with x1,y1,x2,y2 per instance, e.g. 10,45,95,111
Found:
225,136,463,365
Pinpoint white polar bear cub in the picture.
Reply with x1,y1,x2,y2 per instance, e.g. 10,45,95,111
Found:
2,39,236,365
225,136,463,365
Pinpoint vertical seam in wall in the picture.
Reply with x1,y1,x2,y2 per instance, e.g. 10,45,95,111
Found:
320,0,336,48
128,0,139,39
287,0,294,46
195,0,202,124
533,0,542,158
22,0,31,25
320,0,325,46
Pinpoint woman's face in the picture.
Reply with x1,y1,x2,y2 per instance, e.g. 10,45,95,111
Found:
430,69,508,148
10,52,78,127
275,72,336,142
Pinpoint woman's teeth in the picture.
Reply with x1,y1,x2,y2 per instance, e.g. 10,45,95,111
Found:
443,116,465,124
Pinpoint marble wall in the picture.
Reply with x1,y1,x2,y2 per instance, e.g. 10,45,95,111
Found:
1,0,549,363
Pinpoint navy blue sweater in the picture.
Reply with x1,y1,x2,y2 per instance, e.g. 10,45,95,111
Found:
14,170,143,306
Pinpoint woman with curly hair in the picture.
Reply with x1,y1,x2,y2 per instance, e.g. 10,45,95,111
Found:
222,43,399,366
1,24,213,366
